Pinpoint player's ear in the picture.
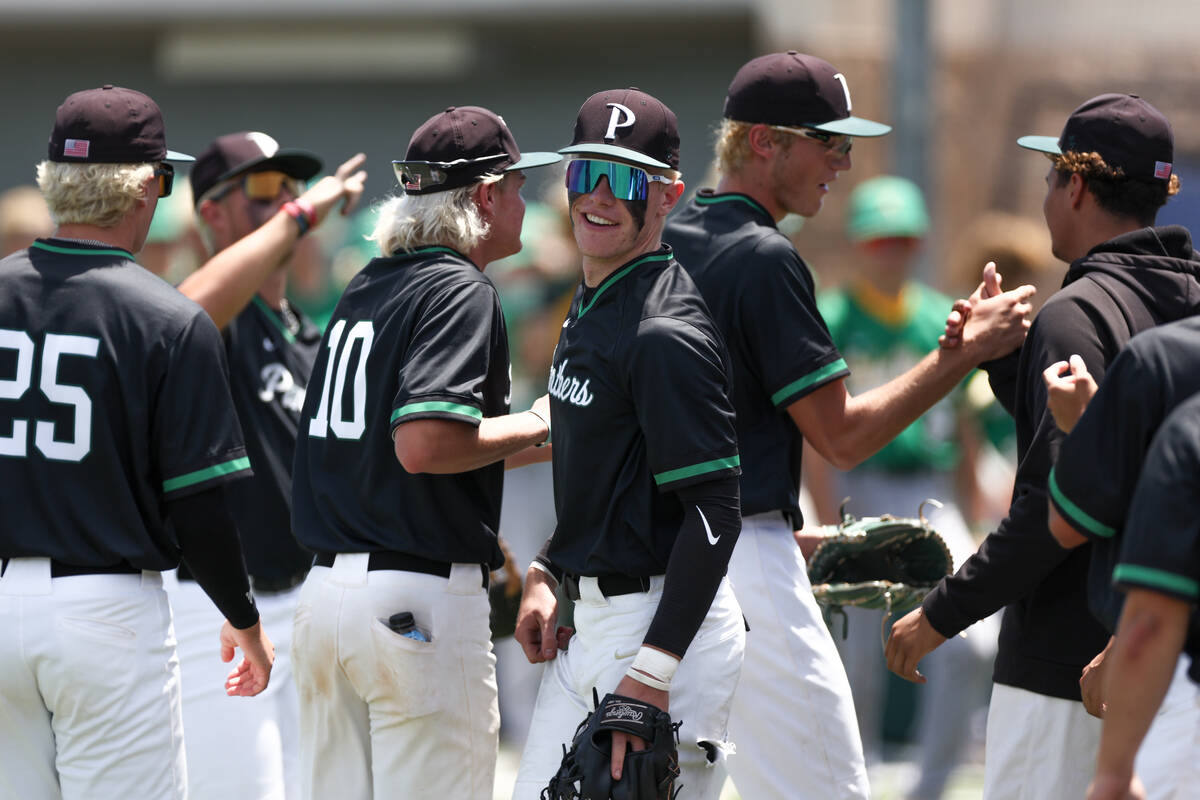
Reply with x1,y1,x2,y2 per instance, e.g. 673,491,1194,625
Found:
657,178,685,218
747,125,776,159
472,179,497,219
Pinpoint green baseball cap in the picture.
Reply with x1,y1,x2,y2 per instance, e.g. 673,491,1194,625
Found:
845,176,929,242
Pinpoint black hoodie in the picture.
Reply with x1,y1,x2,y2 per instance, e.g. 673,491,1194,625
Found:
922,225,1200,701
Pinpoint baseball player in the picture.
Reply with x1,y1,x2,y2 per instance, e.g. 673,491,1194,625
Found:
1042,316,1200,799
289,105,560,800
162,132,365,799
512,87,746,800
886,93,1200,798
0,85,271,800
661,51,1033,799
1086,393,1200,800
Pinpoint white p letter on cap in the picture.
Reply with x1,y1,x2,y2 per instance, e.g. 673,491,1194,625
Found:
604,103,636,142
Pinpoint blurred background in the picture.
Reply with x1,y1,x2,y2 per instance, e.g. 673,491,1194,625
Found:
2,2,1195,797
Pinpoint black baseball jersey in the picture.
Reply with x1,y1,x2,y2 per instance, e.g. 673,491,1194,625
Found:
0,239,251,569
545,246,740,577
1114,393,1200,684
223,297,319,580
1049,316,1200,631
664,191,848,523
292,246,508,568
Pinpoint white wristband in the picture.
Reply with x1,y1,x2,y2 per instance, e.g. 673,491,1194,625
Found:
626,645,679,692
528,560,558,589
527,408,551,446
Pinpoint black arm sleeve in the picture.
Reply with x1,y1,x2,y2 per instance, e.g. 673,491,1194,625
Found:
533,536,564,583
644,475,741,657
168,485,259,629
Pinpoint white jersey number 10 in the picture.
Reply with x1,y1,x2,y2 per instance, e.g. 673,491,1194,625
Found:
307,319,375,440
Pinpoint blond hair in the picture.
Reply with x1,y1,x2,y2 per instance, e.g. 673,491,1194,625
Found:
35,161,154,228
713,119,792,175
369,173,504,257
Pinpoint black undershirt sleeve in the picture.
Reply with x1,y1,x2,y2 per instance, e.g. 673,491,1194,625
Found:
168,486,259,629
533,536,564,584
645,475,741,657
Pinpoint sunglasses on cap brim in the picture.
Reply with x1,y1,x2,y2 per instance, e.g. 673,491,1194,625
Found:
565,159,674,202
392,153,509,192
153,163,174,198
769,124,854,157
208,170,308,204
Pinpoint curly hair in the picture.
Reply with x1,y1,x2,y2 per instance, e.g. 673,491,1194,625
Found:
35,161,154,228
1051,151,1181,225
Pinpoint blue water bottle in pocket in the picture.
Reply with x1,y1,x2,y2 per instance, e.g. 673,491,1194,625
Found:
385,611,429,642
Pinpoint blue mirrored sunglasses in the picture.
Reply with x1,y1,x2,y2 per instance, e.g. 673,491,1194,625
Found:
565,159,673,201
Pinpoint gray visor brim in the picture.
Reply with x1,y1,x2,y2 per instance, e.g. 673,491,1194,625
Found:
1017,135,1062,155
558,143,672,170
508,151,563,171
809,116,892,138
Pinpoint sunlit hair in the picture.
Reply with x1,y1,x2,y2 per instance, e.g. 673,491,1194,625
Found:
714,119,793,175
35,161,154,228
369,172,505,256
1050,151,1181,225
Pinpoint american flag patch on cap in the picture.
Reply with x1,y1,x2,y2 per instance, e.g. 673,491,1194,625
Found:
63,139,90,158
1154,161,1172,179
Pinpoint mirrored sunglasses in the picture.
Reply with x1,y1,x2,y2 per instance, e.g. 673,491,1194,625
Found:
565,159,674,202
770,125,854,157
153,163,174,198
210,170,307,203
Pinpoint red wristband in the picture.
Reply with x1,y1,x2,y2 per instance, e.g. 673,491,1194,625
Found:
293,197,317,227
282,201,313,236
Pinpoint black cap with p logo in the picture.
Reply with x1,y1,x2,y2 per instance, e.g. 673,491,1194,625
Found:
560,88,680,170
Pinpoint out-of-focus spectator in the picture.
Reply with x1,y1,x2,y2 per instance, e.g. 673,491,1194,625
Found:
0,185,54,257
808,175,999,800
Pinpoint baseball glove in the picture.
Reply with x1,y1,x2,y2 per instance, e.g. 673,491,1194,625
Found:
807,499,953,642
542,689,681,800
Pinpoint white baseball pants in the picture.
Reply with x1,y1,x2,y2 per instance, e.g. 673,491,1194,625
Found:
0,558,186,800
165,573,301,799
513,575,745,800
723,512,872,799
983,682,1100,799
290,554,498,800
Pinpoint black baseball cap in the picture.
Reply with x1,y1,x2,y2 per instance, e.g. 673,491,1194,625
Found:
191,132,323,207
560,88,680,170
1017,93,1174,182
723,51,891,137
48,85,193,164
394,106,561,195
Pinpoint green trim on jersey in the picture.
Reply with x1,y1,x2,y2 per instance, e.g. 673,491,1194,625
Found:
1048,467,1115,538
1112,564,1200,599
653,455,741,486
162,456,252,493
31,241,133,259
578,252,673,319
391,401,483,423
252,296,297,344
403,245,465,259
770,359,848,407
694,192,771,219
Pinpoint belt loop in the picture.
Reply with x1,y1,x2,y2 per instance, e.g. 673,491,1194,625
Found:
0,557,53,596
577,576,608,606
140,570,162,589
329,553,369,587
447,563,484,594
